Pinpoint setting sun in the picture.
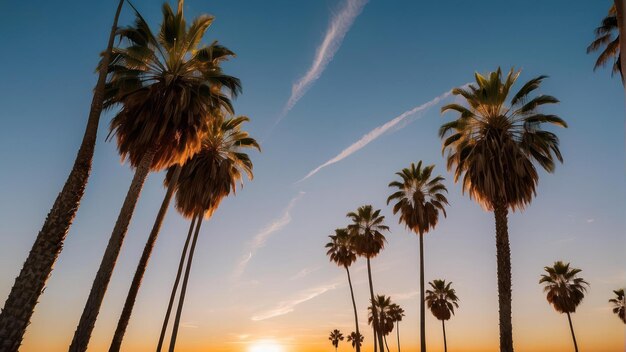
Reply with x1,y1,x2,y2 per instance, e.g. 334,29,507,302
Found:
248,340,285,352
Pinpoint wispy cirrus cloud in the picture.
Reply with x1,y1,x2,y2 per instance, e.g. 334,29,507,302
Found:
232,192,305,279
278,0,368,122
298,87,462,182
251,280,342,321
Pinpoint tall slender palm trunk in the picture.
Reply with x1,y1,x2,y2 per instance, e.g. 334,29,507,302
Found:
168,213,204,351
366,257,384,352
156,215,197,352
345,266,361,352
0,2,125,350
384,335,390,352
69,148,156,352
494,201,514,352
396,322,400,352
615,0,626,87
419,233,426,352
566,313,579,352
441,320,447,352
108,165,182,352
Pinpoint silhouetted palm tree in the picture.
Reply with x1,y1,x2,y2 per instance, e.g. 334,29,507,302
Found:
540,261,589,352
389,304,405,352
347,205,389,352
440,68,567,352
329,329,345,352
68,3,240,351
368,295,396,352
387,161,448,352
0,2,126,349
588,4,622,79
347,331,364,349
163,115,258,352
326,229,361,352
609,289,625,324
425,280,459,352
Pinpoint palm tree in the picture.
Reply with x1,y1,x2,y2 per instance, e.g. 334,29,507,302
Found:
347,205,389,352
609,289,626,324
329,329,345,352
368,295,395,352
588,4,622,79
539,261,589,352
69,3,241,351
326,229,362,352
0,2,126,350
440,68,567,352
162,115,258,351
387,161,448,352
347,331,364,349
388,304,405,352
425,280,459,352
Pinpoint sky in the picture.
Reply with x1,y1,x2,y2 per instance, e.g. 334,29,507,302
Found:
0,1,624,351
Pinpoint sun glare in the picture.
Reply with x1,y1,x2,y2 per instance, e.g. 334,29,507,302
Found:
248,340,284,352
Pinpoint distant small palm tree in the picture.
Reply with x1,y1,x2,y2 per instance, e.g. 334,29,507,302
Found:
425,280,459,352
368,295,395,352
540,261,589,352
347,331,364,349
329,329,345,352
389,304,405,352
587,4,622,79
388,161,448,352
609,289,626,324
326,229,361,352
347,205,389,352
441,68,567,352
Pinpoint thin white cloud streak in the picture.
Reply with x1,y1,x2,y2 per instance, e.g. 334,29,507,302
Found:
298,86,463,182
232,192,305,279
279,0,368,121
251,280,342,321
290,266,321,281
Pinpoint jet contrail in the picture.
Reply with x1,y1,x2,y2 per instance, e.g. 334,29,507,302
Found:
298,86,463,182
278,0,368,122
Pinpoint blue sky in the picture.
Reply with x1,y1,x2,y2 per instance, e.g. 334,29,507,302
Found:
0,1,624,351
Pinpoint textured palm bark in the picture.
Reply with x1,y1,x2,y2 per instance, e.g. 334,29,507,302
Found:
69,148,156,352
108,165,181,352
156,215,197,352
494,201,514,352
442,320,447,352
345,266,361,352
0,2,125,351
567,312,579,352
615,0,626,87
366,257,384,352
168,214,204,352
419,233,426,352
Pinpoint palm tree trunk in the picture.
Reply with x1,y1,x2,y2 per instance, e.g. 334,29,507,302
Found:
108,165,181,352
419,233,426,352
442,320,447,352
396,322,400,352
384,335,390,352
614,0,626,86
345,266,361,352
156,214,197,352
0,2,125,350
566,312,579,352
494,201,514,352
168,213,204,351
366,257,384,352
69,148,156,352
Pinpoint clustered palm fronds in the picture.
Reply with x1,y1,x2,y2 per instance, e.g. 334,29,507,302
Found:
587,4,622,77
540,261,589,314
425,280,459,321
609,289,626,324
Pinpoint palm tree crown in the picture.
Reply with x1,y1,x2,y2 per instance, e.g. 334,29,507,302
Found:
329,329,345,348
106,3,241,170
609,289,626,324
347,331,364,348
539,261,589,314
165,114,259,218
368,295,395,336
387,161,448,235
347,205,389,258
326,228,357,268
425,280,460,321
389,303,405,325
587,4,622,77
440,68,567,211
